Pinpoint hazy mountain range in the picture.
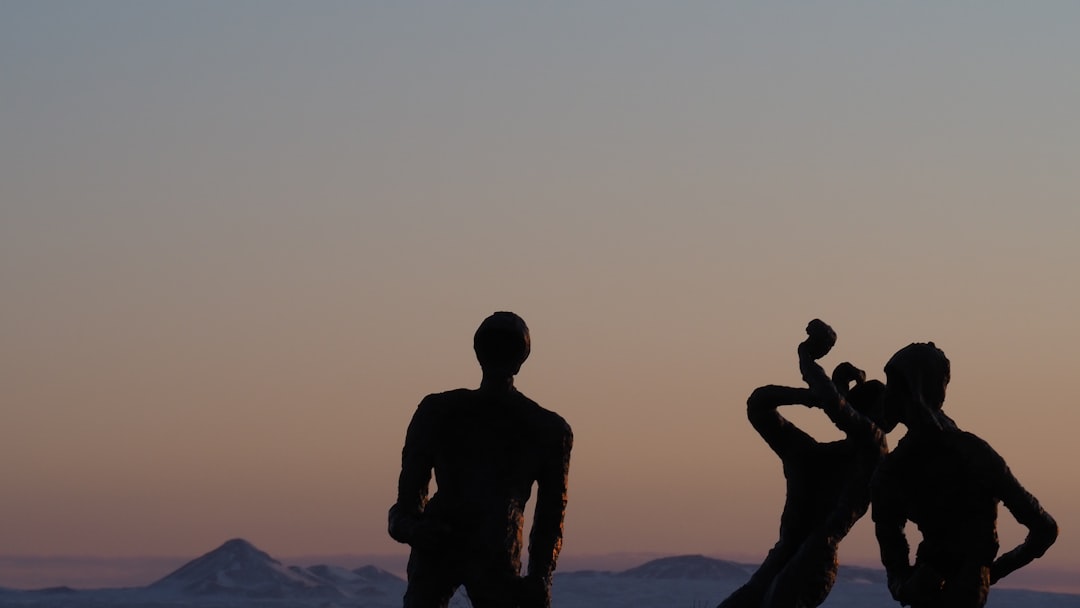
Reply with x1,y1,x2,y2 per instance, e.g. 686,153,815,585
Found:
0,538,1076,607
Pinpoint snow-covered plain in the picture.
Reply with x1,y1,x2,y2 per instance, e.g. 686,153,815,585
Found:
0,540,1076,607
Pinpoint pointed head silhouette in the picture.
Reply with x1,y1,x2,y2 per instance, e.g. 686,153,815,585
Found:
474,311,530,377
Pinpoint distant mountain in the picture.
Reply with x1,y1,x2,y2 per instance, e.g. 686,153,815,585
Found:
148,538,343,599
1,541,1075,608
618,554,751,580
616,554,886,586
351,565,404,585
306,564,402,585
301,563,403,598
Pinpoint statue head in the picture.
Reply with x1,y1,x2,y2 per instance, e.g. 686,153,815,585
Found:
884,342,951,432
474,311,531,377
884,342,950,406
847,379,897,432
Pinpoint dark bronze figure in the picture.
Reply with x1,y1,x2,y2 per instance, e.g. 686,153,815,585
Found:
388,312,573,608
718,320,897,608
871,342,1058,607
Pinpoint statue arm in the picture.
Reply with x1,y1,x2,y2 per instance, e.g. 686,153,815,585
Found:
871,464,913,602
801,356,876,438
746,385,819,458
821,415,886,543
796,319,878,439
984,448,1058,583
526,418,573,601
388,398,437,545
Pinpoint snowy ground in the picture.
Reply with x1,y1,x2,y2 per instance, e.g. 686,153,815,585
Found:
3,573,1079,608
551,573,1080,608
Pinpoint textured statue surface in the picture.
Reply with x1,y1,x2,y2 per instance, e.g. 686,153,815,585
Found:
388,312,573,608
871,342,1058,607
718,320,896,608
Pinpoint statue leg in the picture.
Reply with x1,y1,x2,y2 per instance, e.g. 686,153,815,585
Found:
462,558,522,608
717,582,766,608
761,535,838,608
403,548,459,608
938,562,990,608
717,540,796,608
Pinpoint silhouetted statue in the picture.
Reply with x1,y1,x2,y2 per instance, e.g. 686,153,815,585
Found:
388,312,573,608
718,320,898,608
871,342,1058,607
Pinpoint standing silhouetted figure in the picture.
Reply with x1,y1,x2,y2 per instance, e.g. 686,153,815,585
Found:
718,320,898,608
388,312,573,608
871,342,1057,607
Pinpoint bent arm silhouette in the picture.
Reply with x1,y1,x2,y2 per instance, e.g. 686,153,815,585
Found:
801,355,878,440
527,420,573,581
388,397,441,548
747,386,819,459
870,461,914,601
979,446,1059,584
797,320,879,441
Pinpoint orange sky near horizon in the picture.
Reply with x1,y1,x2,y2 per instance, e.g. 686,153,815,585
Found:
2,1,1078,587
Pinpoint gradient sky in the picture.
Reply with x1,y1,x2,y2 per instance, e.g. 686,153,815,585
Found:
2,0,1078,586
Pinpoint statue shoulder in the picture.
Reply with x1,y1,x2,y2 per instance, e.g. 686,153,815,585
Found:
416,388,473,413
951,430,1008,475
515,392,573,438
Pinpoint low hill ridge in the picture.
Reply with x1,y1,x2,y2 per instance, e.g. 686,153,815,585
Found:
617,554,887,585
619,554,750,579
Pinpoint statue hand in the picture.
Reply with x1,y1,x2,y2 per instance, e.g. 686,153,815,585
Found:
411,517,454,551
390,513,453,551
832,362,865,385
799,319,837,361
